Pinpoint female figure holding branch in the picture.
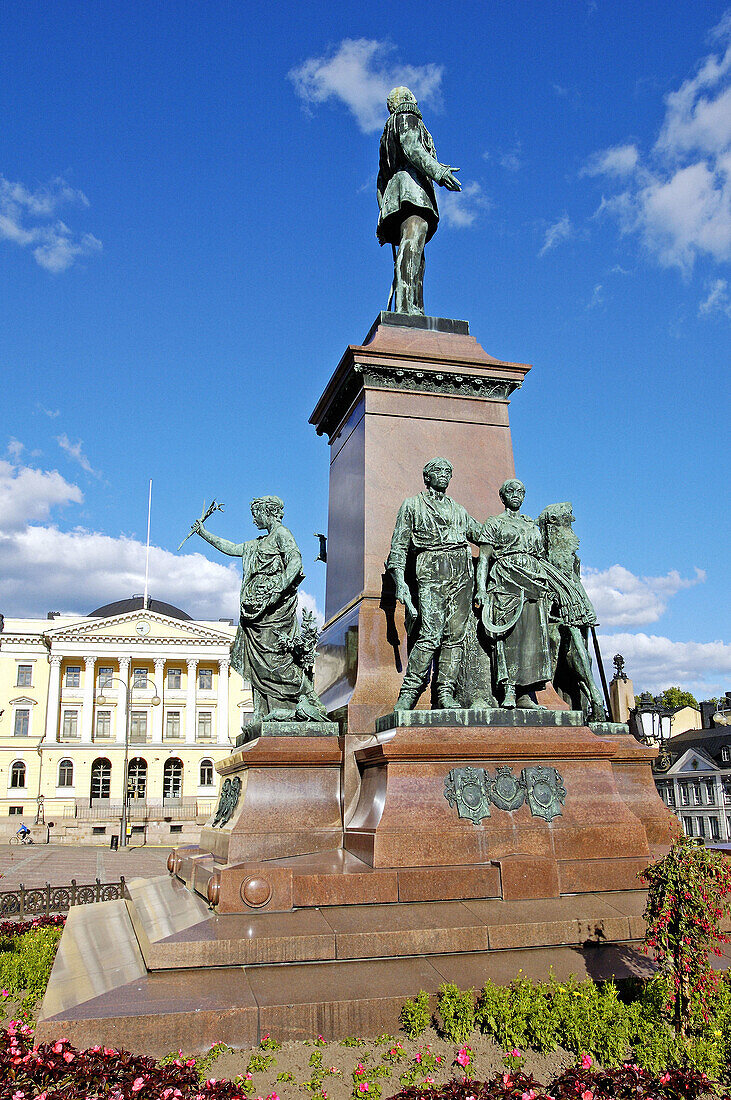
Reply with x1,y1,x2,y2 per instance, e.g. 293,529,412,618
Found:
192,495,325,722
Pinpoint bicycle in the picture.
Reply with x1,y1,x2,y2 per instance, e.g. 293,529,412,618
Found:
9,831,33,845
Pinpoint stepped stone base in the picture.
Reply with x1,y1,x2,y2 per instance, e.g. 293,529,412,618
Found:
37,874,666,1057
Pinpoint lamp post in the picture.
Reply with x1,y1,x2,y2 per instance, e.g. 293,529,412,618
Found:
631,692,673,769
97,673,160,847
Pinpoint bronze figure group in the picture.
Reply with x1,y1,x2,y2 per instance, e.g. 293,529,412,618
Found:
387,461,606,719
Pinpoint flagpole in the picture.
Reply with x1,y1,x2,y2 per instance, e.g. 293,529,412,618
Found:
143,479,152,610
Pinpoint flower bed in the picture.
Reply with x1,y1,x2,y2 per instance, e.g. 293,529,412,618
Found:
0,1024,719,1100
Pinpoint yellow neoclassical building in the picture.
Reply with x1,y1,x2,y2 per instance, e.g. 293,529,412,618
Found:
0,597,252,844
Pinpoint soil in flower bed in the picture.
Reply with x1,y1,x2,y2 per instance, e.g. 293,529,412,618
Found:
204,1029,577,1100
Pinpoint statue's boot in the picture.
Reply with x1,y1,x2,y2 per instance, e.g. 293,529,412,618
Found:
394,238,424,315
394,643,433,710
437,646,462,709
502,682,516,708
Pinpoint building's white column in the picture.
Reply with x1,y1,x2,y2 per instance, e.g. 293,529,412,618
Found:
185,658,198,743
153,658,165,743
45,655,62,743
117,657,130,744
81,656,96,742
217,658,230,744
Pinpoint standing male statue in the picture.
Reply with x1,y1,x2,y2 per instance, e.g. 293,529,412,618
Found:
377,86,462,315
387,458,482,710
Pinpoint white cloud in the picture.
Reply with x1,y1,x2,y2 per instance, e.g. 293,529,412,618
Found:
439,181,491,229
0,174,101,273
583,564,706,627
0,457,323,625
289,38,444,133
38,405,60,419
585,16,731,272
597,631,731,699
581,143,640,178
6,439,24,460
0,457,83,532
55,434,102,478
699,275,731,316
587,283,605,309
539,213,573,256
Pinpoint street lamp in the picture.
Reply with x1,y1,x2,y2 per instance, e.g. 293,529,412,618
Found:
97,673,160,847
631,692,673,768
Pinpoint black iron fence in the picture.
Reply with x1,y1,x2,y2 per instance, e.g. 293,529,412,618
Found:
0,877,126,918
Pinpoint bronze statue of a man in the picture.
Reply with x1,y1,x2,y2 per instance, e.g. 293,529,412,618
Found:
377,86,461,316
387,458,481,710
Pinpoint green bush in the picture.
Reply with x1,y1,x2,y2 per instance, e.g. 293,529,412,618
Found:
399,989,431,1039
0,925,63,1013
436,982,474,1043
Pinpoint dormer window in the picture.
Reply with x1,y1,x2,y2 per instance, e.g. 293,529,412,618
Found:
722,746,730,764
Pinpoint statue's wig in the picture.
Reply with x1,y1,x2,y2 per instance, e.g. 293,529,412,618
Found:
498,478,525,504
422,457,453,482
387,86,417,113
250,495,285,520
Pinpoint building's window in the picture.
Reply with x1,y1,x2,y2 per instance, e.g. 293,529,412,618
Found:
57,759,73,787
709,816,721,840
131,825,145,835
16,664,32,687
697,816,706,838
13,709,30,737
198,668,213,691
165,711,181,739
90,758,111,801
8,806,23,815
65,666,81,688
62,710,79,739
682,816,694,836
167,668,181,690
10,762,26,789
133,668,148,689
727,815,731,836
130,711,147,743
98,666,114,689
705,780,716,805
96,710,112,738
666,785,676,808
163,758,183,801
679,782,690,806
92,826,106,835
724,780,731,805
722,746,731,763
200,758,214,786
127,757,147,800
170,824,183,834
692,782,702,806
197,711,212,741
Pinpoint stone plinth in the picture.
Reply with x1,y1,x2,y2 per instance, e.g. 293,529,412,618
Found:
344,718,653,895
310,313,530,737
199,731,342,866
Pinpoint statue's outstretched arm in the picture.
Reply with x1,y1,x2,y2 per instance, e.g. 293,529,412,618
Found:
194,521,244,557
475,544,493,607
400,122,461,191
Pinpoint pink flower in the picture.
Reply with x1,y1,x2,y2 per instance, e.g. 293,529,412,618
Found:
62,1051,74,1063
52,1041,64,1053
132,1078,146,1093
582,1091,593,1100
521,1092,536,1100
660,1073,671,1084
455,1048,470,1068
581,1054,592,1070
358,1085,369,1093
1,990,8,998
509,1049,522,1058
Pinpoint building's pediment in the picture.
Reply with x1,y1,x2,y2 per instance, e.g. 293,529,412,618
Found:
9,696,37,706
45,609,234,646
667,747,719,774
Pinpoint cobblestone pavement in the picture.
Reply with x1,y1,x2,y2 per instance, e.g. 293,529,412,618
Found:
0,844,172,888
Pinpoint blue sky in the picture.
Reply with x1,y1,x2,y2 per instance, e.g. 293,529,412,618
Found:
1,0,729,697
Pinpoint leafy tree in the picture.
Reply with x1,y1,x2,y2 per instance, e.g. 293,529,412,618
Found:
659,687,699,710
